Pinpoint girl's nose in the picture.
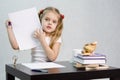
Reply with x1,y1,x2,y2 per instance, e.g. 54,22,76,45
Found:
48,20,52,25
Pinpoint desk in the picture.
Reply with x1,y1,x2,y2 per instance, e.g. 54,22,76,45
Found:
6,61,120,80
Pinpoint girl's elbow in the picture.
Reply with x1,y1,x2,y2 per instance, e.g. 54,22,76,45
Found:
49,57,57,62
13,47,19,50
12,46,19,50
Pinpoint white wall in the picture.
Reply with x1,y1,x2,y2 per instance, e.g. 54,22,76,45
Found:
1,0,120,80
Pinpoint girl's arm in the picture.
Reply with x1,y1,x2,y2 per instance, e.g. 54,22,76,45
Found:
6,21,19,50
34,29,61,61
40,38,61,61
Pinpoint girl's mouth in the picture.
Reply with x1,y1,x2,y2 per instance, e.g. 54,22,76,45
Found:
47,26,52,29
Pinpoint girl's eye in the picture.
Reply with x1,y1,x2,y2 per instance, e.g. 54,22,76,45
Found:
53,20,57,24
45,18,49,21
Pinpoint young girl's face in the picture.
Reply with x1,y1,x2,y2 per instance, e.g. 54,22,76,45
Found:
41,11,59,34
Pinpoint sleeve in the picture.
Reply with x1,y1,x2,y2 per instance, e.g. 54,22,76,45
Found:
56,36,62,43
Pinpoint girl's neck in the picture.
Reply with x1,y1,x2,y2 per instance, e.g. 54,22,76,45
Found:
43,30,52,37
45,33,50,37
44,31,51,37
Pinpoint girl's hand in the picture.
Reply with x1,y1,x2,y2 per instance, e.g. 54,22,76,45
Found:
6,20,12,29
33,28,45,41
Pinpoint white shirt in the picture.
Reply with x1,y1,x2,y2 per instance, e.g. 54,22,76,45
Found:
31,36,62,62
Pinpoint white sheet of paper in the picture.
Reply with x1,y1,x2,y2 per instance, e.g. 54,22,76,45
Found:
8,7,41,50
21,62,65,69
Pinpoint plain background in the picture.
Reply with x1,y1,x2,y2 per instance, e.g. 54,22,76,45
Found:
0,0,120,80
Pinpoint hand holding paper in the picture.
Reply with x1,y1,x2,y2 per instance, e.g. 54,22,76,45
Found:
33,28,45,40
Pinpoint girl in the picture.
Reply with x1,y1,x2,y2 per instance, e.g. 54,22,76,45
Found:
6,7,64,62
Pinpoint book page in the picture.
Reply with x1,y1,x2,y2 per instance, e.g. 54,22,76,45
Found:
8,7,41,50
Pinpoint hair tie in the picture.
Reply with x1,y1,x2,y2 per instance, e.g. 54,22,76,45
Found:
40,9,44,14
60,14,64,19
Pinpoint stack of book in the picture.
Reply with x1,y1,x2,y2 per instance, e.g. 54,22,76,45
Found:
72,49,108,70
73,53,108,70
73,53,106,65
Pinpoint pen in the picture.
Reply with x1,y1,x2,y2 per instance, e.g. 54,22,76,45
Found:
32,69,48,73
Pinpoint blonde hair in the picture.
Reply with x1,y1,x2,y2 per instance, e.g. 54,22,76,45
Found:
38,7,63,49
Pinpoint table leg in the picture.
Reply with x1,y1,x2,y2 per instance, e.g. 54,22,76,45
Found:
6,73,15,80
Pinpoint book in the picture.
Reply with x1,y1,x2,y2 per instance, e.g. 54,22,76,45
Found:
73,62,109,70
76,53,106,59
85,64,109,71
74,62,99,68
73,56,106,64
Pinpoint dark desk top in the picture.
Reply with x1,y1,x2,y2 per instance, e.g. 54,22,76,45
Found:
6,61,120,80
